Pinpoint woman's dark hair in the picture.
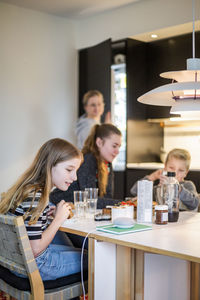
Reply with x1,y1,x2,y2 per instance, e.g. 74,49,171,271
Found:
82,124,121,196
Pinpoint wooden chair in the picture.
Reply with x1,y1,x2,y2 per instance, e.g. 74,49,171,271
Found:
0,214,87,300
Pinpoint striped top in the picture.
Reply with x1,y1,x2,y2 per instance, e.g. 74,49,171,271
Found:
10,191,50,240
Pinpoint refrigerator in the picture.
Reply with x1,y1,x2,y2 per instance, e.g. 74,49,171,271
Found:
111,63,127,171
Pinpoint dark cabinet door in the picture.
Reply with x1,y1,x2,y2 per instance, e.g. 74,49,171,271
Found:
79,39,112,122
126,38,147,120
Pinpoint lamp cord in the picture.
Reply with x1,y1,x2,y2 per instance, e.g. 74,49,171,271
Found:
192,0,195,58
81,229,97,300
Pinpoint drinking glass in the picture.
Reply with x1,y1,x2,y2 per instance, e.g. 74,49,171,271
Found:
85,188,98,218
154,185,165,205
73,191,88,219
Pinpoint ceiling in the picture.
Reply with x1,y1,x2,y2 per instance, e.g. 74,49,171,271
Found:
132,21,200,42
0,0,140,19
1,0,199,41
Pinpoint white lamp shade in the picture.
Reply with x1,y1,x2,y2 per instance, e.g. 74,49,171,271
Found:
160,70,200,82
138,81,200,106
170,99,200,114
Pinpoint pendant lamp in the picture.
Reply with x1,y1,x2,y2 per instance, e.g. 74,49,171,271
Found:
137,0,200,117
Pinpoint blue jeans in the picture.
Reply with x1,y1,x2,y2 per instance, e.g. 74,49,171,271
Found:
13,232,88,281
36,243,87,281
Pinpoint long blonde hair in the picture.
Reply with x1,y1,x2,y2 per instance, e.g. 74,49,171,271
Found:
0,138,82,224
82,124,121,197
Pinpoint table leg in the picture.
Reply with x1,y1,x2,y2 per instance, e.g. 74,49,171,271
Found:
135,249,144,300
116,245,132,300
190,262,200,300
88,237,95,300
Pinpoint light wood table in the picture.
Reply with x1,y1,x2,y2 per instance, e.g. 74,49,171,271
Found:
60,212,200,300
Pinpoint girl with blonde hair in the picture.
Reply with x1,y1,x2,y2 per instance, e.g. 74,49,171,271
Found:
0,138,87,280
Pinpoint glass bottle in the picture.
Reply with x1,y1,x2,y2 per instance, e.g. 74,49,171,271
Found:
163,171,179,222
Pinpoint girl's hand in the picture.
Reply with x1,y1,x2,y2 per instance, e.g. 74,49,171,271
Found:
104,111,111,123
54,200,71,224
47,206,56,218
68,202,75,210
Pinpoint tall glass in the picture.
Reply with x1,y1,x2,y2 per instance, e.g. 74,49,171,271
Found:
74,191,88,219
154,185,165,205
85,188,98,219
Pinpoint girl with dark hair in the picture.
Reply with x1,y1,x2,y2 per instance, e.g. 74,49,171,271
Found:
51,123,122,208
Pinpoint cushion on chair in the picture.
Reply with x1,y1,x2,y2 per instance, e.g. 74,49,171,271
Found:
0,265,88,291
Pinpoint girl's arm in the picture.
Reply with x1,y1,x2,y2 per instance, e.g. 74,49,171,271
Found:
30,200,71,257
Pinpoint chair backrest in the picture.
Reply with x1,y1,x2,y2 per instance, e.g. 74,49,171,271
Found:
0,214,44,298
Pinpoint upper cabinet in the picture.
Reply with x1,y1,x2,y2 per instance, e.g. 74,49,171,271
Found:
126,38,147,120
78,38,147,121
78,32,200,121
78,39,112,122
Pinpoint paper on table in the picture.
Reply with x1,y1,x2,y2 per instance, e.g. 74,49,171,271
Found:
96,223,152,235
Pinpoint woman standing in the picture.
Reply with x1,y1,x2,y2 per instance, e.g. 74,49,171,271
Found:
76,90,110,149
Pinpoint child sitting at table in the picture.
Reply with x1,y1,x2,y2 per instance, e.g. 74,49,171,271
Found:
50,123,122,208
130,148,200,211
0,138,87,281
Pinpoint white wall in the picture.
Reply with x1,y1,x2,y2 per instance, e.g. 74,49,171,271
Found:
0,0,197,193
75,0,194,49
0,3,78,193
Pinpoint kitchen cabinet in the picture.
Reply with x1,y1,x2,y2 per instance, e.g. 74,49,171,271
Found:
78,38,163,200
78,39,112,122
78,33,200,200
79,32,200,121
78,38,147,121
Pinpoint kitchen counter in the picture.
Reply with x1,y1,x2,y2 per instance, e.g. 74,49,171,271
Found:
127,162,200,171
127,162,164,169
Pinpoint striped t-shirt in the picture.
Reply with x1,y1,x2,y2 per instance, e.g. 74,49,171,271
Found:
11,191,50,240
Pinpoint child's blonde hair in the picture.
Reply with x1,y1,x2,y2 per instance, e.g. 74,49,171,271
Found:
0,138,82,224
165,148,191,171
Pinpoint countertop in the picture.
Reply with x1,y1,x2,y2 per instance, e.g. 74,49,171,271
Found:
127,162,200,171
127,162,164,170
